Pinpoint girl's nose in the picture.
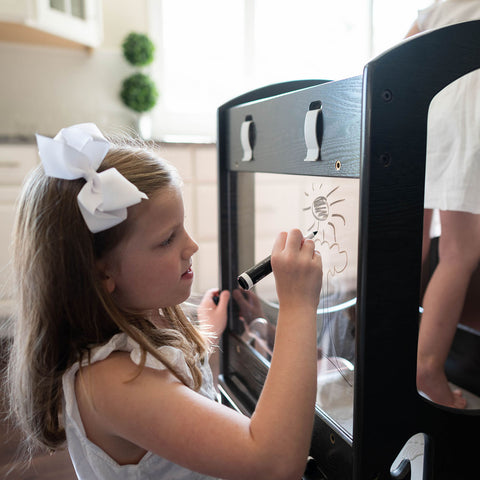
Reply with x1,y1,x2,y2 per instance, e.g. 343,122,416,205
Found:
183,232,199,258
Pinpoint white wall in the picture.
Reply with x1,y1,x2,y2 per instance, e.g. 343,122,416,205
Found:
0,0,150,137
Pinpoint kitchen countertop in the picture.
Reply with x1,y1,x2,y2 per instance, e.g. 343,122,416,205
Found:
0,134,217,146
0,135,36,144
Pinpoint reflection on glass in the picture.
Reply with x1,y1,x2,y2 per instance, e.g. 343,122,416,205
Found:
235,172,358,435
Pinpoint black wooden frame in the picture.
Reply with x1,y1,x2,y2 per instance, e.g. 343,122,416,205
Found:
217,21,480,480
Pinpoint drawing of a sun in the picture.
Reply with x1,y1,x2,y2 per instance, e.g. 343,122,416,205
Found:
303,184,346,243
303,183,348,279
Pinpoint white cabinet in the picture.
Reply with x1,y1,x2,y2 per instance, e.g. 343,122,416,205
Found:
0,145,38,321
0,0,103,48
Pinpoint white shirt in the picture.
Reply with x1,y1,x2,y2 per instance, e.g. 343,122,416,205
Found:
62,333,219,480
417,0,480,213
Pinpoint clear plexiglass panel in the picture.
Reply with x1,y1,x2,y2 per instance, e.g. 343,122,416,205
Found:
235,172,358,435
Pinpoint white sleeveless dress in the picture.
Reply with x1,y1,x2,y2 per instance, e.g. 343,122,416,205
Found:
62,333,220,479
417,0,480,213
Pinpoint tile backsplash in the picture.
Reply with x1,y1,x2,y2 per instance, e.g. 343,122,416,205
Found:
156,143,220,295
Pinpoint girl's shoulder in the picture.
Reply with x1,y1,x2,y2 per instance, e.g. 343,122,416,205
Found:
74,348,177,418
77,349,152,386
62,332,200,429
63,332,216,409
71,339,179,466
64,332,196,387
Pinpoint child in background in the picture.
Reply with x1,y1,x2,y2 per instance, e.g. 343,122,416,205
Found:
5,123,323,480
406,0,480,408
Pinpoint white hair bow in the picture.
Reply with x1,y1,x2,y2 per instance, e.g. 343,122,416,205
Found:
36,123,148,233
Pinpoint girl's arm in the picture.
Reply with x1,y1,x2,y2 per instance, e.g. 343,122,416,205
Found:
77,229,322,480
405,20,421,38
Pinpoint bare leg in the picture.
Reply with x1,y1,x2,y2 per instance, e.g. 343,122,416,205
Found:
417,211,480,408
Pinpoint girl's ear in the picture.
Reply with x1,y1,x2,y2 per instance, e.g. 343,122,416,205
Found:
96,259,116,294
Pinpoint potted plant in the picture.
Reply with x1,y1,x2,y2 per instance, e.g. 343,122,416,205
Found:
122,32,155,67
120,32,158,138
120,72,158,113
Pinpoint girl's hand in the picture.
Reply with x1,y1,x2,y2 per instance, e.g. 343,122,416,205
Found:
197,287,230,341
271,229,323,311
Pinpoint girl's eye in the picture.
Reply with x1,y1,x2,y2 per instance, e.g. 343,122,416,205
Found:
160,233,175,247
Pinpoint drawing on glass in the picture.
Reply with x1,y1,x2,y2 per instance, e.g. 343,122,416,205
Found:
304,183,348,286
235,172,359,434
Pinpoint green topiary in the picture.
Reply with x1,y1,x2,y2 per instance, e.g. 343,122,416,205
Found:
120,72,159,113
122,32,155,66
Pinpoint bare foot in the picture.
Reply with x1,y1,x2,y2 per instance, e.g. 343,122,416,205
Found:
451,388,467,409
417,370,467,409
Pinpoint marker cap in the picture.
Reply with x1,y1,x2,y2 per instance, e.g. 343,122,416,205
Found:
238,273,254,290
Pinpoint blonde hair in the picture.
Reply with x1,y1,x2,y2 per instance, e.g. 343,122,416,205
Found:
5,139,208,456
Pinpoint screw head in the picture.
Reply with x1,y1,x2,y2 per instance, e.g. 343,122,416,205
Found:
382,89,393,102
379,153,391,166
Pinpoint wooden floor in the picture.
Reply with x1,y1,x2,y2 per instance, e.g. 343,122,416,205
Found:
0,342,77,480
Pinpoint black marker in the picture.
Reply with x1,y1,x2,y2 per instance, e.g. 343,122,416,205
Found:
238,231,317,290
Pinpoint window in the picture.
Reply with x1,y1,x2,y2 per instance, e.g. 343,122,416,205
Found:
149,0,432,141
49,0,86,19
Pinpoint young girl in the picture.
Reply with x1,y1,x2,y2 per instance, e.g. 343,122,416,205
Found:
6,123,323,479
406,0,480,409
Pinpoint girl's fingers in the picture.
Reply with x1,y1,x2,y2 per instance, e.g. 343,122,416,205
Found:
302,238,316,256
272,231,288,254
217,290,230,308
284,228,304,251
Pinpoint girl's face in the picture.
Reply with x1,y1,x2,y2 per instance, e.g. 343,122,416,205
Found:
101,186,199,313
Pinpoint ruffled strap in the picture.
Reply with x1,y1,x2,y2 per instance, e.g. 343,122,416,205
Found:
129,341,195,389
